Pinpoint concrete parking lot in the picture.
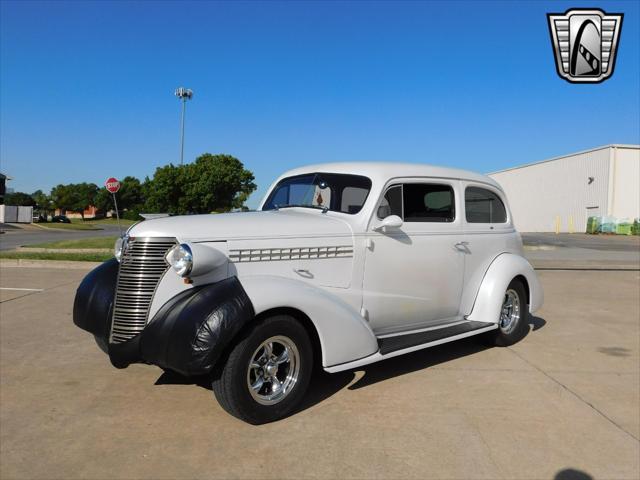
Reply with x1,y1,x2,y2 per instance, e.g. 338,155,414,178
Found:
0,264,638,479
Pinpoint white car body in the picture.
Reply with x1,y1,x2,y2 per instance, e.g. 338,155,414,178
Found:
127,162,543,372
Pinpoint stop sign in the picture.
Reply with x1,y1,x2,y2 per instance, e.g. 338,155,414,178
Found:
105,177,120,194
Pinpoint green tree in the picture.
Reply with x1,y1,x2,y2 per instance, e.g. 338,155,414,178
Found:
143,164,189,214
4,192,35,206
31,190,53,219
144,154,256,214
185,154,256,213
94,187,113,214
118,176,144,214
31,190,51,211
51,183,99,219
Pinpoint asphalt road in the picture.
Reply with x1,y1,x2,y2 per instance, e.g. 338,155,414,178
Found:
521,233,640,270
0,265,638,479
0,223,121,250
522,233,640,252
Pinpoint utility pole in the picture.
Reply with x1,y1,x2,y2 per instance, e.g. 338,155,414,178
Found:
174,87,193,165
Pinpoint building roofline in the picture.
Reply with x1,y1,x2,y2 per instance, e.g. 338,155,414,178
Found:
488,144,640,175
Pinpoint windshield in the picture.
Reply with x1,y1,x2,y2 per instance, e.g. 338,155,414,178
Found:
262,173,372,214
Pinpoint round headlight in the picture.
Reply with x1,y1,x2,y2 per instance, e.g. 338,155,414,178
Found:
166,244,193,277
114,237,125,262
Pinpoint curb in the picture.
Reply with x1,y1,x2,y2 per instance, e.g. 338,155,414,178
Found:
530,260,640,271
0,259,101,269
31,223,103,232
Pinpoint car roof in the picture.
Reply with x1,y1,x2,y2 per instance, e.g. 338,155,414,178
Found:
276,162,502,190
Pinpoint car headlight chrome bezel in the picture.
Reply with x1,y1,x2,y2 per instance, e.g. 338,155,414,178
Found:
165,243,193,278
114,236,127,262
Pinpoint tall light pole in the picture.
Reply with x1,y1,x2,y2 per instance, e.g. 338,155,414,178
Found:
174,87,193,165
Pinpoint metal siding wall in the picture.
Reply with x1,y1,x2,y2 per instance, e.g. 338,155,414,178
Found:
1,205,18,223
17,206,33,223
489,148,611,232
611,147,640,220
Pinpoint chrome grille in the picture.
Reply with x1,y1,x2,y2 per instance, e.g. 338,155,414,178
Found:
111,237,176,343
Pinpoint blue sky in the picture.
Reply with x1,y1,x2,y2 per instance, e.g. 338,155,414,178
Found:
1,0,638,208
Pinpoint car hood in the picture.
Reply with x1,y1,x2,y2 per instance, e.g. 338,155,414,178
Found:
127,209,353,242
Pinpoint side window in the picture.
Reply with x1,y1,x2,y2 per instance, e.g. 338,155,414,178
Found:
403,184,455,222
465,187,507,223
377,185,402,219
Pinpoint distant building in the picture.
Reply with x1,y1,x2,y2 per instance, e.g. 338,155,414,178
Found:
0,173,12,204
55,205,100,219
489,145,640,232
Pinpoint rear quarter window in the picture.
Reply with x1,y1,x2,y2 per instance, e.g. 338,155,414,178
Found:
465,187,507,223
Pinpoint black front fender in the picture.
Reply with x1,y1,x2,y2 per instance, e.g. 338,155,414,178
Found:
139,277,255,377
73,258,118,353
73,261,255,376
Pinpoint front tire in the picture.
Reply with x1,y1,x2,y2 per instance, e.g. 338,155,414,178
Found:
491,279,529,346
212,314,313,424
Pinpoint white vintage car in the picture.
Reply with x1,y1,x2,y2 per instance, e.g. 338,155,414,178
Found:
74,163,543,424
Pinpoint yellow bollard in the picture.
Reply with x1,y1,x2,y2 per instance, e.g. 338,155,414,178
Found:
555,216,561,234
568,216,574,234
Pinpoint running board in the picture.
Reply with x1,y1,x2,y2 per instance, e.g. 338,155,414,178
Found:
324,321,498,373
378,320,495,355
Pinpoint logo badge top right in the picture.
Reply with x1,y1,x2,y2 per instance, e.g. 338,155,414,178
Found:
548,9,623,83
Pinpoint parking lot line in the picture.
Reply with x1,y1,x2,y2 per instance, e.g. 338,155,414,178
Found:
0,287,45,292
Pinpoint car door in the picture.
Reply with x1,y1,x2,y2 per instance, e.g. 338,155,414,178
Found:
362,179,465,335
458,182,514,316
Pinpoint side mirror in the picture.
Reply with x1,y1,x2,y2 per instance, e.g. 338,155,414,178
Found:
374,215,403,232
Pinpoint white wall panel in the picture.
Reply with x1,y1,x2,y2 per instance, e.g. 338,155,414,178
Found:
489,147,613,232
610,147,640,220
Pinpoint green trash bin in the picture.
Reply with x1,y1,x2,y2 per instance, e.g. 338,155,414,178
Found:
616,222,632,235
586,216,601,234
600,216,616,233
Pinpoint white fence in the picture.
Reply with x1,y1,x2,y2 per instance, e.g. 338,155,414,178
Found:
0,205,33,223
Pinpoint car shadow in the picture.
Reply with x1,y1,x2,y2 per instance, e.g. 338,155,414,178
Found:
346,335,490,390
530,315,546,331
155,369,213,390
331,315,547,392
554,468,593,480
154,316,546,415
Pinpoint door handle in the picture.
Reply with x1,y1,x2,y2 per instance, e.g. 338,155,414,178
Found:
293,268,314,279
454,241,470,252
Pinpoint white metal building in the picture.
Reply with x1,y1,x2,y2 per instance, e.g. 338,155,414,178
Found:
489,145,640,232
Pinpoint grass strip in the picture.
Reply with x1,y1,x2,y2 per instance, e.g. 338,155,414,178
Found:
70,218,137,226
0,251,112,262
28,236,118,249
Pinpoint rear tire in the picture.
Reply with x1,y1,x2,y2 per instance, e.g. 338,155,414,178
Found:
491,279,529,347
212,314,313,424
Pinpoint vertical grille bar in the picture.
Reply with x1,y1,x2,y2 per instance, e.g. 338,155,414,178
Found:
111,237,176,344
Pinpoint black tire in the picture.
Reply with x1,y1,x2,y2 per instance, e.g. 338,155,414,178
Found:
491,278,529,347
212,314,313,424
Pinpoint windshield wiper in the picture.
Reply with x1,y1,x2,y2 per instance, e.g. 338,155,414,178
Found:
275,204,329,213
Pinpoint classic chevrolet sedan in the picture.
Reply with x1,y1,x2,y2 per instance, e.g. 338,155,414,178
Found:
74,163,543,424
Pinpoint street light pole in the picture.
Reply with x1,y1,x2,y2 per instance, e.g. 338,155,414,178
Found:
174,87,193,165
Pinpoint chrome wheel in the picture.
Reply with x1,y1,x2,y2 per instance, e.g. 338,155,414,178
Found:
246,335,300,406
500,289,521,334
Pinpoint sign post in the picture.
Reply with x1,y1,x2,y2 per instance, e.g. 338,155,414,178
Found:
105,177,122,235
